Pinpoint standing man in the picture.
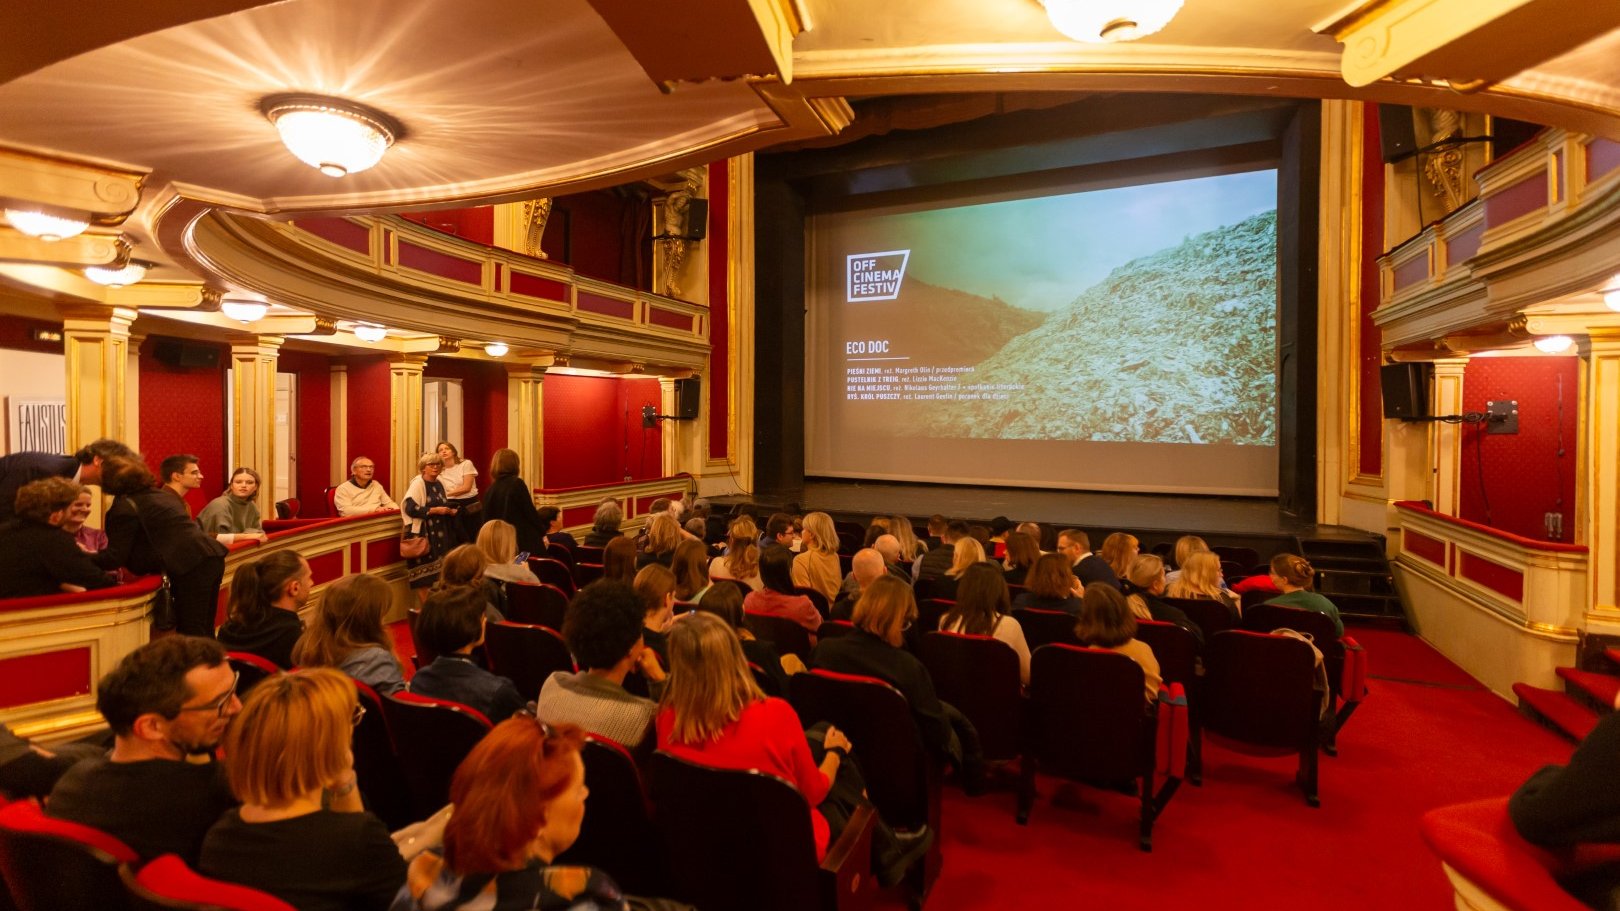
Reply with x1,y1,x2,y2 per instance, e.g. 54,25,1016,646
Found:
0,438,135,522
333,456,398,516
102,455,228,636
159,453,205,515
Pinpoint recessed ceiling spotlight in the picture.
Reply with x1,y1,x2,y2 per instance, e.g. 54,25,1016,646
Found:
6,207,91,241
261,93,402,178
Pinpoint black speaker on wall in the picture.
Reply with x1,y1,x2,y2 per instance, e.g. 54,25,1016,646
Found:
674,377,701,419
1378,104,1418,163
684,198,708,241
152,340,221,369
1380,363,1431,419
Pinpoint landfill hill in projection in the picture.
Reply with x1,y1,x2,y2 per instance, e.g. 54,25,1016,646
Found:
847,277,1047,368
903,208,1278,446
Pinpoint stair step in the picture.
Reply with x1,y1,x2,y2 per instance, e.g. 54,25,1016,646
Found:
1557,667,1620,712
1514,683,1599,742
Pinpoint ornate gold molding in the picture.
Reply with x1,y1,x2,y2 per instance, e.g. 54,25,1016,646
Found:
0,145,146,224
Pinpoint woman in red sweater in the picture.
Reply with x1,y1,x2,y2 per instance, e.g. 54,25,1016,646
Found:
656,613,929,887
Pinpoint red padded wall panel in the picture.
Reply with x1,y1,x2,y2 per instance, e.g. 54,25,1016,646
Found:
542,374,663,488
399,208,495,246
138,337,226,516
346,357,393,493
1458,356,1578,541
277,349,331,512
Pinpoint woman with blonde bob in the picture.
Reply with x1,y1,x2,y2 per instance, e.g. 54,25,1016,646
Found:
931,535,986,601
1167,551,1239,617
1122,553,1203,647
638,513,682,569
708,516,762,591
1164,534,1209,585
1074,583,1162,706
657,612,929,887
292,572,406,695
791,511,842,602
1099,532,1140,583
475,519,540,587
200,668,405,910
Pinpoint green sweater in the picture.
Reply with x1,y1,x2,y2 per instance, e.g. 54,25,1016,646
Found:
1265,589,1343,636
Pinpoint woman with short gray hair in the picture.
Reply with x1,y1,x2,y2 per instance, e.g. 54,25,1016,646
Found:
402,452,457,598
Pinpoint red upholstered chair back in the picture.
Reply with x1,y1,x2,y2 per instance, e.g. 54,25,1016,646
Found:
1027,645,1152,784
483,621,575,701
1201,631,1318,750
917,630,1023,762
347,678,413,831
1011,607,1080,652
226,651,284,692
815,619,856,640
1243,602,1346,698
272,498,300,520
1160,596,1239,640
544,541,575,567
504,583,570,631
555,737,665,896
381,692,493,818
405,608,435,667
0,798,137,911
1134,620,1199,687
322,486,339,518
527,557,576,596
915,599,953,636
574,545,605,564
573,562,606,587
744,611,815,663
123,854,296,911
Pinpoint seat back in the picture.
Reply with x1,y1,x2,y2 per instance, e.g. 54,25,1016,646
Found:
503,583,570,630
1201,631,1318,749
556,738,664,896
0,799,136,911
791,586,831,619
744,611,814,662
1027,645,1152,783
917,631,1022,762
226,651,283,693
346,679,413,831
916,599,954,636
322,486,339,518
123,855,296,911
381,693,493,817
646,752,827,911
545,541,575,567
406,608,435,667
575,545,605,564
710,578,751,601
1012,607,1080,652
1133,621,1199,687
1212,546,1259,569
1160,596,1238,639
815,619,856,640
573,562,605,587
788,670,937,831
1243,603,1344,695
527,557,576,595
483,621,575,701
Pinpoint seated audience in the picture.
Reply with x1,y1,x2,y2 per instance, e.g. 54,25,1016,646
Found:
791,512,842,602
634,563,679,660
292,572,406,695
1264,553,1344,635
670,538,711,603
1076,583,1162,705
658,612,932,887
940,563,1031,686
0,437,134,523
1099,532,1139,583
757,512,792,550
582,499,624,548
0,477,114,597
216,551,311,669
434,544,506,621
102,454,228,636
890,516,927,560
1163,534,1209,585
633,498,673,551
745,545,821,633
200,668,405,911
196,467,268,545
536,581,665,752
873,534,913,583
333,456,398,516
928,536,986,602
831,548,886,620
480,448,545,555
1509,704,1620,908
392,719,632,911
691,497,727,545
708,516,763,591
602,535,639,583
537,505,578,551
1059,528,1121,590
1121,554,1203,647
49,636,239,864
1166,551,1240,616
61,486,107,555
923,514,948,551
475,519,541,587
1016,522,1047,551
1001,530,1040,587
0,721,104,800
409,585,526,723
988,516,1013,555
917,519,968,583
1013,552,1085,616
637,512,682,568
697,582,801,694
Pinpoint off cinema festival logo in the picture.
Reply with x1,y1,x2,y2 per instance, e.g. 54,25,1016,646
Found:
846,250,910,302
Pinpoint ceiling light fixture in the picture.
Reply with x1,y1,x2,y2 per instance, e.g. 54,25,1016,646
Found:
261,93,402,178
1040,0,1182,42
484,342,509,358
6,207,91,241
353,324,388,343
221,299,269,323
1534,335,1574,353
83,259,152,287
1605,287,1620,313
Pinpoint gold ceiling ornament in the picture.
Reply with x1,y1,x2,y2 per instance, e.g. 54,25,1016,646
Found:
521,198,553,259
310,315,338,335
436,336,461,353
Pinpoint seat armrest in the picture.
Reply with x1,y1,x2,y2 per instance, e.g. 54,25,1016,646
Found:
820,801,876,909
1341,637,1368,703
1155,682,1189,780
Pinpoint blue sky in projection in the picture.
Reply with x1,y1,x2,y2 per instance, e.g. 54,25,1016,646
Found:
899,169,1277,313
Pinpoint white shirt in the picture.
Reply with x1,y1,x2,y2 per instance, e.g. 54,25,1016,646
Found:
939,613,1031,686
440,460,478,499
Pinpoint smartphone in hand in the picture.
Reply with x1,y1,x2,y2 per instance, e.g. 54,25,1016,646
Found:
514,552,530,564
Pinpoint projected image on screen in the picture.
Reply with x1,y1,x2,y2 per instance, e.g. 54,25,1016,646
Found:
806,167,1281,495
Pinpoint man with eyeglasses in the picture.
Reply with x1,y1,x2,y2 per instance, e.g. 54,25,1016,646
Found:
334,456,398,516
48,636,241,865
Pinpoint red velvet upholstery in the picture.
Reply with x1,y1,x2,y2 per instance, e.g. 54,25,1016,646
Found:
272,498,300,520
555,737,665,896
505,583,570,630
0,575,161,615
1419,798,1588,911
573,562,605,587
527,557,575,595
917,630,1023,763
744,611,815,662
1135,620,1203,785
1011,607,1080,652
1201,630,1322,806
346,678,413,831
126,854,297,911
382,692,494,817
483,621,575,701
226,652,284,695
0,798,136,911
322,486,338,518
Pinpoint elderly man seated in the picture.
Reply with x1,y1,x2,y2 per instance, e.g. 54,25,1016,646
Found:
831,548,888,620
333,456,397,516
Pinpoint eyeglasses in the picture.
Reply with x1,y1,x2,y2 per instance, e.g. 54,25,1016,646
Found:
351,702,366,727
178,670,239,718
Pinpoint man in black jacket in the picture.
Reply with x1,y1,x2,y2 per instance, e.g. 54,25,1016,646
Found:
101,455,228,636
1059,528,1121,590
0,477,114,597
0,438,134,522
1510,702,1620,908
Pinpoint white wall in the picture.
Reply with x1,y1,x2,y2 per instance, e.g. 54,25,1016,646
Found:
0,350,65,454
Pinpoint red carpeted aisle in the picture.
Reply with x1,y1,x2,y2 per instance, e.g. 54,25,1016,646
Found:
905,628,1572,909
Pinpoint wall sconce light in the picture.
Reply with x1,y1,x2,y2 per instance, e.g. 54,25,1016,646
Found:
221,299,269,322
1533,335,1573,353
484,342,509,358
261,94,402,178
83,259,153,287
5,207,91,241
1604,286,1620,313
353,324,388,343
1040,0,1183,42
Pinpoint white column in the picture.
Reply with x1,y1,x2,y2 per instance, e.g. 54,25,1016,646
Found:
1429,357,1469,517
388,354,427,503
506,362,546,488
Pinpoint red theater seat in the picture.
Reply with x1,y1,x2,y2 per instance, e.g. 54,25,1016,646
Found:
1420,798,1592,911
0,798,137,911
124,854,296,911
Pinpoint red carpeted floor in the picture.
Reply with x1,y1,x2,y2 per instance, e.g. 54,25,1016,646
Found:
905,628,1573,910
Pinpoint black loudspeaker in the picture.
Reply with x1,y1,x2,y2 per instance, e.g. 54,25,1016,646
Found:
152,340,221,369
674,377,701,419
1380,363,1431,419
1378,104,1418,163
684,198,708,241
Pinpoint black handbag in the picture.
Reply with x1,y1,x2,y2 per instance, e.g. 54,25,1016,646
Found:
149,575,176,630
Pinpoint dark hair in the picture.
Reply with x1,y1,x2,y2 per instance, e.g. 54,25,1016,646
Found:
417,585,487,656
944,519,970,541
941,563,1011,637
436,441,460,460
990,515,1013,535
670,539,708,601
1003,531,1039,570
489,448,520,479
697,582,745,629
862,524,885,548
765,513,793,541
100,455,157,496
758,545,796,595
1271,553,1315,589
603,537,638,582
537,506,561,529
74,438,135,466
1025,552,1077,599
563,581,647,670
14,476,81,523
968,524,992,546
1076,582,1136,648
159,454,198,486
97,636,227,736
226,551,306,629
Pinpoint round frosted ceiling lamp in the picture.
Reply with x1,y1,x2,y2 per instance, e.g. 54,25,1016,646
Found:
1605,286,1620,313
1534,335,1573,353
353,324,388,343
6,207,90,241
221,299,269,323
484,342,509,358
1041,0,1183,42
261,94,402,178
83,259,152,287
